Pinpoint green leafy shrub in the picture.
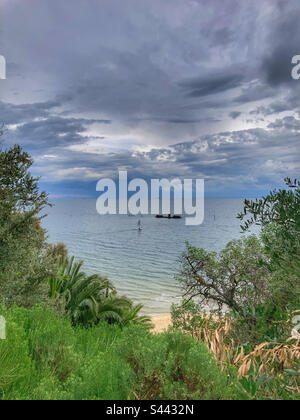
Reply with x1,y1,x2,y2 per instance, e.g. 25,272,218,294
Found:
25,307,79,382
238,178,300,311
116,326,244,400
0,145,58,308
231,302,291,344
64,323,136,400
0,313,32,398
171,299,214,333
0,306,246,400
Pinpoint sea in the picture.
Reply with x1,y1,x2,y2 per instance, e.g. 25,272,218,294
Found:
43,198,251,315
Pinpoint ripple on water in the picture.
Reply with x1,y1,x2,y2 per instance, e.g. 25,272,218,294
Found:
43,199,248,314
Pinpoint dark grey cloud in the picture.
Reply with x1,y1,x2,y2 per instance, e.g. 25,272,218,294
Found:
250,101,290,116
0,100,60,124
229,111,241,120
1,0,300,196
23,115,299,200
261,13,300,87
267,116,300,130
179,72,245,98
2,104,111,152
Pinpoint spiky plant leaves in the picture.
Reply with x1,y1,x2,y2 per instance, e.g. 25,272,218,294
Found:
48,257,148,327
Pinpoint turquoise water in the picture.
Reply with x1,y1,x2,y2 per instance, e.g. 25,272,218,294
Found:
43,199,246,315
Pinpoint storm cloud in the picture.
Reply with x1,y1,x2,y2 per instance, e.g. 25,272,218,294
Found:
0,0,300,197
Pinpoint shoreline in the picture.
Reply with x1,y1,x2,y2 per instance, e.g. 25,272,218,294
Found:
150,314,172,333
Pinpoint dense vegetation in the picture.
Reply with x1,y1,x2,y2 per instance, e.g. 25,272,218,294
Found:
0,306,245,400
173,178,300,400
0,139,299,400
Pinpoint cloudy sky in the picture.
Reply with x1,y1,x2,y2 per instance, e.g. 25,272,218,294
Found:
1,0,300,198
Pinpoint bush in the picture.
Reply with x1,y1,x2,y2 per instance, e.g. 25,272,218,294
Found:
238,178,300,311
0,306,246,400
25,307,79,382
0,311,32,398
64,323,136,400
116,326,244,400
170,301,300,400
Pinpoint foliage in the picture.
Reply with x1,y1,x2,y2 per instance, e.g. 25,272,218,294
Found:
172,179,300,399
25,306,79,382
238,178,300,310
0,144,50,260
0,306,245,400
48,257,151,327
172,299,292,347
0,144,60,307
46,242,68,262
171,303,300,400
121,303,153,328
238,178,300,235
117,326,244,400
0,218,57,308
177,235,270,315
0,315,32,398
171,299,215,332
260,224,300,310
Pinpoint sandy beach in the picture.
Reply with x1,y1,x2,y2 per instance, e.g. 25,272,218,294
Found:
151,314,172,333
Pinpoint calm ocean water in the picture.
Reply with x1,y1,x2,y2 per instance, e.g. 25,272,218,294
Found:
43,199,247,315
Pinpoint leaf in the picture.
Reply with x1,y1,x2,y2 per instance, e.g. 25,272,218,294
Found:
284,369,300,377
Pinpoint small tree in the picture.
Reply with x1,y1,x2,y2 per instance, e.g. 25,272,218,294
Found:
0,144,49,248
177,236,271,315
0,141,52,306
238,178,300,309
238,178,300,232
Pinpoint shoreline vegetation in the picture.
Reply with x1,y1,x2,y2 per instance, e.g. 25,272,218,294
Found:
0,141,299,400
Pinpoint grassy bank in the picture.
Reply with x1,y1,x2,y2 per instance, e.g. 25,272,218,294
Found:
0,305,246,400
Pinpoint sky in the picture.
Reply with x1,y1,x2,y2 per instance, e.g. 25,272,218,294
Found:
0,0,300,198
